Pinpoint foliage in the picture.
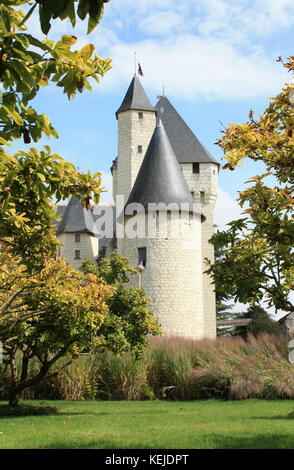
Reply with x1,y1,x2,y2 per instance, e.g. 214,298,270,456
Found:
234,305,286,338
213,240,240,335
0,1,111,268
80,254,162,358
0,249,113,406
206,57,294,315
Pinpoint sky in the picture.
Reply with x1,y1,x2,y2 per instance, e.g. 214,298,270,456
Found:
10,0,294,317
16,0,293,233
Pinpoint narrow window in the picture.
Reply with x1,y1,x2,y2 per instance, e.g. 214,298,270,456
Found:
74,250,81,260
138,112,143,119
75,233,80,243
138,145,143,153
138,247,147,267
193,163,200,174
191,191,195,199
200,191,205,203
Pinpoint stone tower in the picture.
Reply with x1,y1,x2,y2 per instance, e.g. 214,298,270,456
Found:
120,120,204,338
112,75,157,203
114,80,218,339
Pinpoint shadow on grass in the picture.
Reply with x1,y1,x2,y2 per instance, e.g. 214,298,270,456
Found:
204,433,294,449
0,404,60,417
249,414,294,420
41,440,165,449
41,434,294,450
0,404,113,419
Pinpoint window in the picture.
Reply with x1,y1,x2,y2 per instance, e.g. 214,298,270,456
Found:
138,145,143,153
193,163,200,174
138,247,147,267
200,191,205,203
74,250,81,260
138,112,143,119
75,233,80,243
191,191,195,200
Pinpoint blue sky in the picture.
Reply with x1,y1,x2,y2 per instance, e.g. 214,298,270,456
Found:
13,0,294,228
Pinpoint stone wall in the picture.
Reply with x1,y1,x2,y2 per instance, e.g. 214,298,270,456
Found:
116,109,156,203
57,232,99,270
117,211,204,339
180,162,218,338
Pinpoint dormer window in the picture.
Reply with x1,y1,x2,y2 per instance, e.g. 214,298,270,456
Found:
193,163,199,174
138,145,143,153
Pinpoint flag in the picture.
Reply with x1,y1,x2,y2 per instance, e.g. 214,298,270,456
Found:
138,63,143,77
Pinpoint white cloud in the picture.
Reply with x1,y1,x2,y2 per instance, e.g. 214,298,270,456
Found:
22,0,293,103
99,172,114,204
214,187,243,230
97,35,288,102
138,10,183,36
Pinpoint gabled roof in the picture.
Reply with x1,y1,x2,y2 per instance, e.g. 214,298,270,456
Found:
155,96,219,166
125,119,201,215
116,75,155,118
56,196,99,237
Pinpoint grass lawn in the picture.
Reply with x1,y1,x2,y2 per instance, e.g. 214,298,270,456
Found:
0,399,294,449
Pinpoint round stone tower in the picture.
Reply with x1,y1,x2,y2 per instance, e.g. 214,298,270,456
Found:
119,120,204,338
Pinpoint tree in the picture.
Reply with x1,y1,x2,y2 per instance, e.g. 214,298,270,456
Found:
0,251,113,407
80,254,162,357
234,305,286,339
0,1,111,269
206,57,294,316
213,240,240,336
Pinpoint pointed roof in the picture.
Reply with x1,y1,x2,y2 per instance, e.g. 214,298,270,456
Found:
116,75,155,118
125,120,201,214
56,196,99,237
155,96,219,166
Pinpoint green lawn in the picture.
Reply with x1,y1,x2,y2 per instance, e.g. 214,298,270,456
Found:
0,399,294,449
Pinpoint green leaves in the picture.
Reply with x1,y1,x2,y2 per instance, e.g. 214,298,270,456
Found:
34,0,105,35
0,2,110,271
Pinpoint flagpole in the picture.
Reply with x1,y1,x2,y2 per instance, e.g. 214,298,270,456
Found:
134,52,137,76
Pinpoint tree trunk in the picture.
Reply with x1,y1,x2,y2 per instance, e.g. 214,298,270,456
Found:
8,392,21,408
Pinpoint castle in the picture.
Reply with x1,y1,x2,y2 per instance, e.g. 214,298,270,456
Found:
55,76,219,339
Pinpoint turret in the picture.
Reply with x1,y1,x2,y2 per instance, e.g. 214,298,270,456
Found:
114,76,156,203
56,196,99,269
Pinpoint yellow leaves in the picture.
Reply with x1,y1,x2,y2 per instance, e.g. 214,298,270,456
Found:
80,44,95,61
2,105,24,126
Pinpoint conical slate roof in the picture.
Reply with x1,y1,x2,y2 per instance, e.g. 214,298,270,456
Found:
125,120,200,214
56,196,99,237
116,75,155,118
155,96,219,166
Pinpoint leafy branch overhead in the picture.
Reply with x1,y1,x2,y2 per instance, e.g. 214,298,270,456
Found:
207,57,294,315
0,1,111,268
